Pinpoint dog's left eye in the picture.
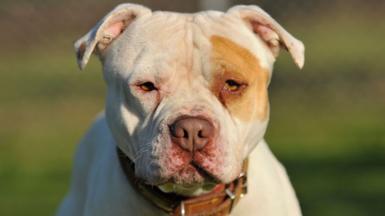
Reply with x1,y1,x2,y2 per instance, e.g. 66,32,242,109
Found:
223,79,244,92
137,82,158,92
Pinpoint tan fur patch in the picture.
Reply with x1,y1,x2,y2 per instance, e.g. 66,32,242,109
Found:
210,35,269,121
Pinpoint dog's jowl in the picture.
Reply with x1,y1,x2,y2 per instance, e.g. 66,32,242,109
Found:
57,3,305,216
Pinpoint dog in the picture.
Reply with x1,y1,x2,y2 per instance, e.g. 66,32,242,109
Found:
57,3,304,216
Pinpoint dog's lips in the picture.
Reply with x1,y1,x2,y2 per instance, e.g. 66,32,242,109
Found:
190,161,221,182
178,164,203,181
168,162,220,185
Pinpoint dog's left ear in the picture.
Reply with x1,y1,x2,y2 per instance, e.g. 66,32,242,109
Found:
228,5,305,69
74,3,152,70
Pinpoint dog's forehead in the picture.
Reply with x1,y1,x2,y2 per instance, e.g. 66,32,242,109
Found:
119,11,274,75
192,11,274,70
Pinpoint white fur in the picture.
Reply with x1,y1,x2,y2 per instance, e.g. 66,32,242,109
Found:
58,3,304,216
57,114,301,216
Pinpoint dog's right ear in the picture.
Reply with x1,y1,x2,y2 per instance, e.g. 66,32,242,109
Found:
74,3,151,70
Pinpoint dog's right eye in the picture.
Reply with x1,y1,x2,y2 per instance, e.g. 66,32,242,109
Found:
137,82,158,92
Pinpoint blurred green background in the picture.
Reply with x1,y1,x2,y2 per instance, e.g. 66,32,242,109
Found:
0,0,384,215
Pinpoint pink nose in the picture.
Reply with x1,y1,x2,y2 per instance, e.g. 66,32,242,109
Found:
169,117,214,152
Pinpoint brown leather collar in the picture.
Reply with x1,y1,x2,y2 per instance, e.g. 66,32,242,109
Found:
117,147,248,216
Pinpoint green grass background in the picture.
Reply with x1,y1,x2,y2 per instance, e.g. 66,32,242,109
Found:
0,1,384,215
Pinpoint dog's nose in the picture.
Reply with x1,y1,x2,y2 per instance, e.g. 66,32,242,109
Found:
170,117,214,152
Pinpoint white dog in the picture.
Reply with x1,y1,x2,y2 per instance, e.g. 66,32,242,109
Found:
57,3,304,216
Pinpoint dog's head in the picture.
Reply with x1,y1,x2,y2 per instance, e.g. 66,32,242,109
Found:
75,4,304,195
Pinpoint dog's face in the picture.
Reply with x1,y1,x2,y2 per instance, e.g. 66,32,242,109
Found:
75,4,304,193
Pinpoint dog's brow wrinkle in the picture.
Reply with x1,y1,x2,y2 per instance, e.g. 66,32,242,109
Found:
184,18,193,73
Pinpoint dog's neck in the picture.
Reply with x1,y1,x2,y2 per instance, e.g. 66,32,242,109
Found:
116,147,248,215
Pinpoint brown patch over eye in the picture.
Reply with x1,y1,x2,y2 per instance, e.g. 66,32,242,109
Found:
137,81,158,92
210,35,270,121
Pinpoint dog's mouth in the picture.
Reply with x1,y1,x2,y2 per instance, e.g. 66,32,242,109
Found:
155,161,221,196
189,161,220,183
158,162,221,196
168,161,220,184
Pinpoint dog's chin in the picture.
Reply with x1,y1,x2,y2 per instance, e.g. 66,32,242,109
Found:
152,164,221,196
158,165,219,196
158,181,219,197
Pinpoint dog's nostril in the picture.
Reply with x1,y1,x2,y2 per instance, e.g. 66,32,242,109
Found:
197,130,205,138
183,129,189,138
170,125,186,138
198,127,212,138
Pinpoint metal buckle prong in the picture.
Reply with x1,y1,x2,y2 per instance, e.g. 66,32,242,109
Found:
239,172,248,197
238,172,246,178
180,201,185,216
225,189,236,200
225,189,236,211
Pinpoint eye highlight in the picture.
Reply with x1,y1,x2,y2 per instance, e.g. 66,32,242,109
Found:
137,81,158,92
